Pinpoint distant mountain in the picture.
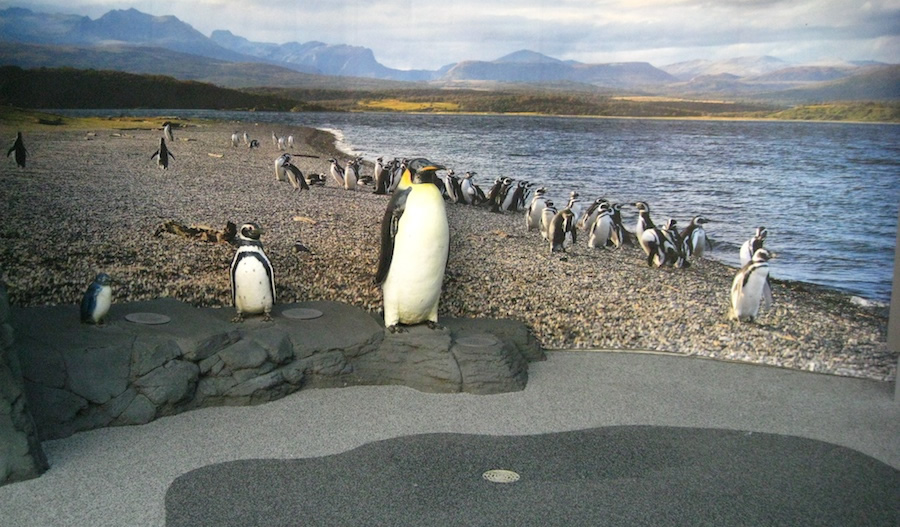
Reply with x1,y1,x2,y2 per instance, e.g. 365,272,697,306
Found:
210,30,441,81
441,50,675,87
760,65,900,102
662,56,790,80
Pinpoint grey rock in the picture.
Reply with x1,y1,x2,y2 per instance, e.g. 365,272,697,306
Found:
354,325,461,393
131,337,183,378
451,334,528,394
196,377,238,399
100,388,138,421
278,301,384,360
16,336,66,389
198,354,222,375
65,344,131,405
218,339,269,371
444,318,545,363
252,327,293,365
117,394,156,425
226,371,284,398
22,382,87,440
134,360,199,406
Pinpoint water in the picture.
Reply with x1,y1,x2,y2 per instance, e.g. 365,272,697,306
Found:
60,110,900,302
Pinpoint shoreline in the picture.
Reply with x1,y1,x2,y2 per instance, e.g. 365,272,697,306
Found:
0,117,894,381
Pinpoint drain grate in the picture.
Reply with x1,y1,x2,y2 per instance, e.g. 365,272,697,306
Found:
482,469,520,484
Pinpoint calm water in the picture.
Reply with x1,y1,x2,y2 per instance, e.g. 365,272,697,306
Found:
62,110,900,302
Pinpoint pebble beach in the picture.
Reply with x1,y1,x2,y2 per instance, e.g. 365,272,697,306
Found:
0,118,894,381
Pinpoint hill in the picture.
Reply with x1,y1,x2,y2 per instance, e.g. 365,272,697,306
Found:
0,66,313,110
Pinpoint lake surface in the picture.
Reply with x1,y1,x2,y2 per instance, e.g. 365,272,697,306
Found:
62,110,900,302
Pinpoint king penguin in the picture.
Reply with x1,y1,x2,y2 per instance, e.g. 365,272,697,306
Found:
80,273,112,325
374,159,449,331
7,131,27,168
150,138,174,170
230,222,276,322
731,248,775,322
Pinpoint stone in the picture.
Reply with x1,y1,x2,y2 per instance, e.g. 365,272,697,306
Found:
64,344,131,405
218,339,269,371
276,301,384,359
23,382,88,440
226,371,284,398
451,334,528,394
117,394,156,425
134,360,199,406
354,325,461,393
444,318,545,363
252,327,294,365
131,337,183,378
16,336,66,389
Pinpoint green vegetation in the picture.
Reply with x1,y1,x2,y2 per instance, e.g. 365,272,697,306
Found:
767,102,900,122
0,66,323,111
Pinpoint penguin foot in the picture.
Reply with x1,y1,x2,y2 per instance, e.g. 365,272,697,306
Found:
231,313,244,323
263,311,273,322
386,325,406,333
425,321,445,331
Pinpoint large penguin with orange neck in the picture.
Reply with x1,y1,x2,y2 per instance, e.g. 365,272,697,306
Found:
374,158,449,332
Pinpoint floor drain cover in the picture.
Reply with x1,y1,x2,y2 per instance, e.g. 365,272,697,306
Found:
282,308,323,320
124,312,171,325
482,469,520,483
457,335,499,347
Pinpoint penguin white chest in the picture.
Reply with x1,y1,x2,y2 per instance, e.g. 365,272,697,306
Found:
732,265,769,320
232,250,275,315
382,187,449,326
93,285,112,322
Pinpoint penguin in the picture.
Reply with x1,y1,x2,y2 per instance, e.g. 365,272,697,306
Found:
277,136,286,151
661,218,689,268
306,172,327,186
633,201,656,255
287,135,294,149
163,122,174,142
230,222,276,322
540,201,558,241
740,227,768,267
231,132,240,147
242,132,250,145
681,216,711,260
374,159,449,331
503,180,529,212
609,203,628,248
283,162,310,191
150,137,174,170
549,209,577,253
578,197,608,230
460,171,479,205
731,248,775,322
274,153,290,181
373,157,389,194
525,187,547,231
565,191,583,220
343,158,359,190
587,202,614,249
7,131,27,168
80,273,112,325
271,132,279,147
248,139,260,149
329,158,345,187
388,158,406,193
640,218,680,267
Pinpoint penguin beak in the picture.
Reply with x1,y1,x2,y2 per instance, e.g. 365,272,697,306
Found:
421,164,445,172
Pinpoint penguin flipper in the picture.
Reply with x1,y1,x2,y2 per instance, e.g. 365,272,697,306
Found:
80,284,98,323
6,146,12,157
151,150,159,160
762,280,774,311
374,188,410,285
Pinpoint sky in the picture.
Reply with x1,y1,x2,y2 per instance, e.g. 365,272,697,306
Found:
7,0,900,70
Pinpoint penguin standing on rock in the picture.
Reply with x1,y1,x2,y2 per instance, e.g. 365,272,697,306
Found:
81,273,112,325
230,222,276,322
150,138,174,170
7,131,27,168
375,159,449,332
731,248,775,322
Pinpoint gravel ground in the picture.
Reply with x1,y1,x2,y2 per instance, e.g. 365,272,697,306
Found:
0,119,894,381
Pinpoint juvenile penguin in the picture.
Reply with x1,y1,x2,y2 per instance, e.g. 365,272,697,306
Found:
587,202,614,249
731,248,775,322
374,159,449,331
230,222,276,322
150,137,174,169
7,131,27,168
80,273,112,325
740,226,768,267
681,216,711,260
549,209,577,253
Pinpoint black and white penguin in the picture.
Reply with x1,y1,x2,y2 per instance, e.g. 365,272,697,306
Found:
242,132,250,145
740,226,768,267
503,180,530,212
731,248,775,322
80,273,112,325
609,203,628,248
343,158,358,191
487,177,513,213
230,222,276,322
540,200,558,241
640,218,680,267
389,158,406,193
565,191,583,220
681,216,711,260
6,131,27,168
248,139,260,149
525,187,548,231
163,122,174,142
587,202,614,249
549,208,577,253
283,162,310,191
150,137,174,170
274,153,290,181
374,159,449,331
287,135,294,149
373,157,389,194
633,201,656,255
329,158,345,187
231,132,241,148
277,136,286,151
661,219,689,268
578,197,608,230
460,172,480,205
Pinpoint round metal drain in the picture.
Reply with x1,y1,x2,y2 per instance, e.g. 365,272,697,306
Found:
124,312,171,325
482,469,520,484
282,308,323,320
457,334,499,347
